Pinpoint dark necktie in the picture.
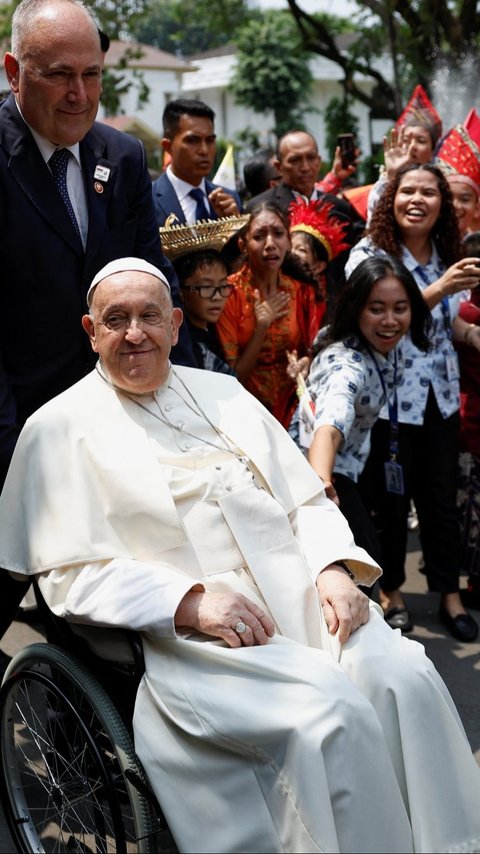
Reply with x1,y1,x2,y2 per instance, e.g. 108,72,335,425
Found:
189,187,215,222
49,148,81,241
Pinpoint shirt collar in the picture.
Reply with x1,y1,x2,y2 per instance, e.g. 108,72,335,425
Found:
14,97,81,167
401,242,442,275
167,165,207,202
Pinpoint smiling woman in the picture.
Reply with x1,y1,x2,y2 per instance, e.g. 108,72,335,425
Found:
295,255,431,576
345,163,480,640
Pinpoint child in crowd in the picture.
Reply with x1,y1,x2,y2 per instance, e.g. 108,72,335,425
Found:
435,124,480,236
288,196,350,327
160,216,249,374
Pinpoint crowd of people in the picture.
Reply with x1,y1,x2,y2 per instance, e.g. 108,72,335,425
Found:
1,1,480,852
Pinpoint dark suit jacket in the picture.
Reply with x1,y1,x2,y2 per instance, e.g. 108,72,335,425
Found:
0,95,193,486
152,171,242,226
246,181,365,314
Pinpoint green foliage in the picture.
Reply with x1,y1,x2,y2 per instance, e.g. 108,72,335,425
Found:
0,2,16,42
359,146,384,185
230,10,313,138
286,0,480,120
85,4,153,118
323,96,359,162
100,45,151,116
85,0,149,40
133,0,250,56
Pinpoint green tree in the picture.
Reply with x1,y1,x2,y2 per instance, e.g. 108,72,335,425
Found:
230,10,313,138
133,0,250,56
323,96,359,162
285,0,480,120
85,0,149,40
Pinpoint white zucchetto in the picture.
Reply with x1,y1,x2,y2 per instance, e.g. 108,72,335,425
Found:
87,257,171,306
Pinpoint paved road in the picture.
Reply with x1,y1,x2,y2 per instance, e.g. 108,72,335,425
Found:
0,533,479,851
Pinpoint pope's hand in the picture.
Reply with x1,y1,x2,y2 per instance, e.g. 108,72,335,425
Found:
175,589,276,647
316,565,370,643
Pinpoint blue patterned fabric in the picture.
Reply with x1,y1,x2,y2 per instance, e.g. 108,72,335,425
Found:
48,148,81,241
345,238,463,424
307,337,402,482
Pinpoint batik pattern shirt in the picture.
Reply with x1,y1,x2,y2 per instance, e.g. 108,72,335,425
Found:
345,239,462,424
308,337,402,482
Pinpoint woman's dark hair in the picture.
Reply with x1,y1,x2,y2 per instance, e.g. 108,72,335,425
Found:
318,254,432,354
240,200,290,237
367,163,462,268
173,249,227,285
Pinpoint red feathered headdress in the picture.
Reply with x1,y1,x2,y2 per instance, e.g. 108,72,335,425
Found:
288,198,350,261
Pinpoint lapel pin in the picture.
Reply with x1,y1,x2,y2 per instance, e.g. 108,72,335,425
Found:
94,165,111,182
94,181,104,194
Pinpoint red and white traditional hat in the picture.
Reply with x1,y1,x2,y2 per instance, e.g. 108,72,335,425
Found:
463,108,480,148
396,84,443,145
434,124,480,197
288,197,350,261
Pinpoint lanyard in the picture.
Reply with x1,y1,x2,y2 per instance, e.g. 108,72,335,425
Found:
367,347,400,461
415,264,452,340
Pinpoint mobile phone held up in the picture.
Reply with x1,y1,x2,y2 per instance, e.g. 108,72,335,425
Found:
337,133,356,169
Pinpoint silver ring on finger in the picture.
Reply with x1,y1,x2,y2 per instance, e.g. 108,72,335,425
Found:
235,620,247,634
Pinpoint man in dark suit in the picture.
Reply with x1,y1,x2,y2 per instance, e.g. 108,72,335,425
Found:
246,130,365,309
0,0,193,657
152,98,242,227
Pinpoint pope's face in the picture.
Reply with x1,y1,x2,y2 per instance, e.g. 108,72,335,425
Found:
82,272,183,393
5,3,103,146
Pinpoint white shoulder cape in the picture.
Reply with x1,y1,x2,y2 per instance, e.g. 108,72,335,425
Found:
0,366,325,574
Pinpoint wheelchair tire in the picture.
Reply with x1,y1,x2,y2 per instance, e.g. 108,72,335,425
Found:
0,643,171,853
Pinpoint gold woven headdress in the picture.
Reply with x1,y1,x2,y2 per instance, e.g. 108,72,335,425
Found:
160,215,250,260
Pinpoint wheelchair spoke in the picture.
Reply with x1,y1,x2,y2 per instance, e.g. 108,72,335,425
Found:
0,647,166,853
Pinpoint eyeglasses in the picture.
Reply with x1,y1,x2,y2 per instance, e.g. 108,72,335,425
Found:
99,311,165,332
180,284,234,299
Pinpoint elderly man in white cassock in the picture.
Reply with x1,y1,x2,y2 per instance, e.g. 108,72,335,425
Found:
0,257,479,854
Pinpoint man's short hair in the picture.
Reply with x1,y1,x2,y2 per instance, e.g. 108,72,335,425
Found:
163,98,215,139
11,0,99,60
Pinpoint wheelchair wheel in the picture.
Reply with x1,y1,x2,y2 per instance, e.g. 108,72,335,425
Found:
0,643,171,853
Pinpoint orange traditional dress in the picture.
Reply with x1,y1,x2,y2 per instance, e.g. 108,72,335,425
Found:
217,264,320,428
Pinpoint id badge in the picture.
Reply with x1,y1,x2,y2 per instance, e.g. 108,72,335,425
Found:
384,460,405,495
445,352,460,382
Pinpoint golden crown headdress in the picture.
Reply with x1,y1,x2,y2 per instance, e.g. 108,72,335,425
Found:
160,214,250,260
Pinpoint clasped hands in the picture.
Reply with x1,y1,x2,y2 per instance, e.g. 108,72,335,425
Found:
175,566,369,648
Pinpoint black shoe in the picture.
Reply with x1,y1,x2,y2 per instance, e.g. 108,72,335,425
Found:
460,585,480,611
384,606,413,633
439,607,479,642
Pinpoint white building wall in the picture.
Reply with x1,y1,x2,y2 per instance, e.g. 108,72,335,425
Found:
181,52,381,160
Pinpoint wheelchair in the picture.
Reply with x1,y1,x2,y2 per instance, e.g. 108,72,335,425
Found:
0,582,178,853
